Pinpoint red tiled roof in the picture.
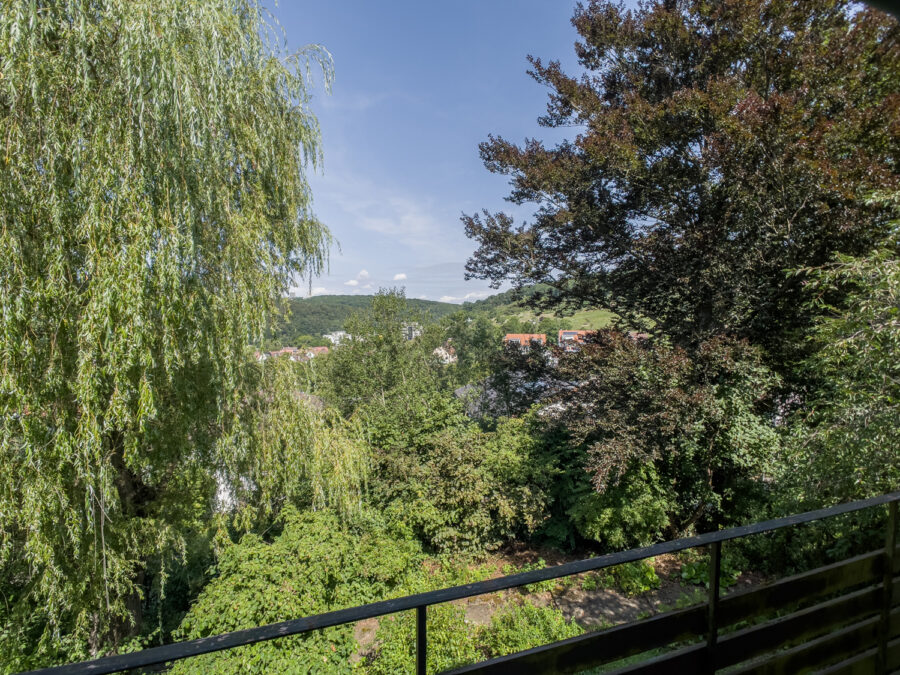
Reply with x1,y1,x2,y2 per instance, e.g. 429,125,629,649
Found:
503,333,546,344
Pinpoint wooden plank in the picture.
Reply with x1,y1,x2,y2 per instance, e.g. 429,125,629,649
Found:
890,606,900,639
715,585,881,670
816,648,877,675
444,604,706,674
596,643,705,675
718,550,883,627
881,501,898,673
728,616,879,675
888,635,900,671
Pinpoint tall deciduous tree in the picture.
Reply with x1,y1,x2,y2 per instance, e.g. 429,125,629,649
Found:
463,0,899,374
0,0,331,660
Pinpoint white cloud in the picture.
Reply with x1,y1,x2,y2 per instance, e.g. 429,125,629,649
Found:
307,287,328,297
439,291,491,303
362,283,373,290
357,269,370,279
393,273,407,281
344,279,359,287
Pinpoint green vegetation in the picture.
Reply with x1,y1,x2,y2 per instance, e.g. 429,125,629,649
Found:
268,295,460,347
0,0,332,666
2,0,898,673
265,290,615,350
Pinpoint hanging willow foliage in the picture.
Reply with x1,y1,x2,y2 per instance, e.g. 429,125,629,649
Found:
224,357,370,530
0,0,334,660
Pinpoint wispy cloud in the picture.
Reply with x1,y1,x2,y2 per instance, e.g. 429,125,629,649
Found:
439,290,491,303
344,279,359,287
393,273,407,281
316,171,457,257
358,269,370,279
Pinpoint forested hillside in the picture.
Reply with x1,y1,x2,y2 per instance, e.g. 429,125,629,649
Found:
267,288,615,347
2,1,898,673
268,295,460,345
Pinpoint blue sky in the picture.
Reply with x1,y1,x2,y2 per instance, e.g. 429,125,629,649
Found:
276,1,586,303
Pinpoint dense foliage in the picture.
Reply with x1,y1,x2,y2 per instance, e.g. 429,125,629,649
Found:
170,508,419,674
463,0,899,377
785,225,900,503
0,0,332,663
268,295,459,348
550,333,780,547
2,0,898,672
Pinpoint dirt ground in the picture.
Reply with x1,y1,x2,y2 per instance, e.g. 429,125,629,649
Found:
351,546,768,662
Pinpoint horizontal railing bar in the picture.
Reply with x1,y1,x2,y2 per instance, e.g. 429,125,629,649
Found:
716,583,882,669
718,549,883,627
600,642,706,675
444,603,707,674
727,614,879,675
816,646,878,675
23,491,900,675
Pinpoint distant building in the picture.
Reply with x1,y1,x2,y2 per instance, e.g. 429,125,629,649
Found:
304,346,330,359
558,329,592,352
324,331,349,346
266,347,304,362
503,333,546,348
401,322,423,341
433,342,457,365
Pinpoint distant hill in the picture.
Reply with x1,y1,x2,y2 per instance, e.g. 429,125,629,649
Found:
267,295,460,346
266,289,615,348
463,286,616,330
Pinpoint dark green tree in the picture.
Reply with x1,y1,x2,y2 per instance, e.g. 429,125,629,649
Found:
463,0,899,375
550,332,780,547
785,201,900,503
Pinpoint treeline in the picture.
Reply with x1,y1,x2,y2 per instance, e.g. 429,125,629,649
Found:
267,294,460,346
267,287,612,349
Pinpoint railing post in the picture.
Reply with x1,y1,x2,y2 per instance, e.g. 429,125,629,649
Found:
706,540,722,674
879,501,897,674
416,605,427,675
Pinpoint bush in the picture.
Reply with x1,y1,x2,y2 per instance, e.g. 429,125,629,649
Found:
567,467,672,550
374,416,552,552
169,508,420,674
680,556,741,589
366,604,480,675
602,560,661,597
479,601,583,657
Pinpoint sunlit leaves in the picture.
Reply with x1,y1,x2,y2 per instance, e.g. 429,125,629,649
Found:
0,0,331,661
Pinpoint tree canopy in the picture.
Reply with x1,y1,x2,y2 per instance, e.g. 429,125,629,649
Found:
463,0,899,372
0,0,331,659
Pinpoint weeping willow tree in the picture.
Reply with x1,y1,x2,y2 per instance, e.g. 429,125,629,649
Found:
227,357,369,528
0,0,338,663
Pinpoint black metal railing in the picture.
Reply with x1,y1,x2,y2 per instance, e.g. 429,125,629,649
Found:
23,492,900,675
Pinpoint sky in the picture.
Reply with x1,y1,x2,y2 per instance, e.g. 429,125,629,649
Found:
276,1,588,303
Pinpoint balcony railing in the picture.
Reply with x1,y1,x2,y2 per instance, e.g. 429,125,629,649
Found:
23,491,900,674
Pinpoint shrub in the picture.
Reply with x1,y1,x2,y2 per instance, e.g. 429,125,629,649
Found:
169,508,420,674
479,601,583,657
